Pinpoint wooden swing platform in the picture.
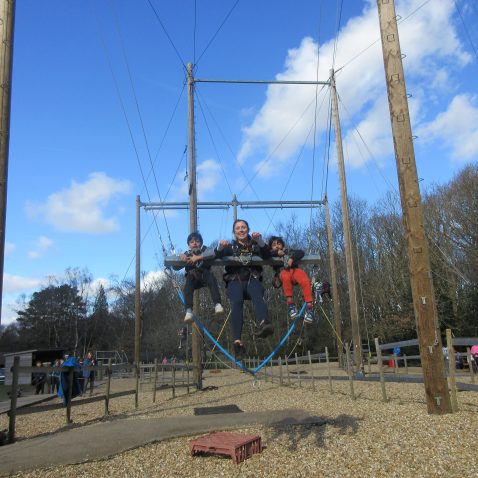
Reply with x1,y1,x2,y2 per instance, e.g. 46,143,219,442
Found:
164,255,321,268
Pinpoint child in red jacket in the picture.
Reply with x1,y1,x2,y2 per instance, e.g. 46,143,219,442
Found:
269,236,314,324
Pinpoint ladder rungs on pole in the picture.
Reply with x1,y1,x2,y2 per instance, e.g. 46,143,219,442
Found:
164,255,321,268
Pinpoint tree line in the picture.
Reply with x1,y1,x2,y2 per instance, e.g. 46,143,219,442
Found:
1,163,476,362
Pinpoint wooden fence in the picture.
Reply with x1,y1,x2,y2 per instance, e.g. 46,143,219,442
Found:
3,358,198,444
3,333,477,444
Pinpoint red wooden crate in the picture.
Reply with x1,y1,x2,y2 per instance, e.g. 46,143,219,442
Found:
189,432,262,464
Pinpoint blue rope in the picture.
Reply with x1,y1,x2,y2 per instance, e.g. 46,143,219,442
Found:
192,315,255,375
177,290,306,375
252,303,306,374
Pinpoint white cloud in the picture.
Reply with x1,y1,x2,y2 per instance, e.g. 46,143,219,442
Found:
1,301,19,326
81,277,118,309
142,270,167,290
237,36,330,171
343,96,393,167
170,160,223,201
28,235,54,259
236,0,471,173
416,94,478,161
26,172,131,233
84,277,111,298
2,274,45,325
396,0,470,72
2,273,43,294
197,159,222,198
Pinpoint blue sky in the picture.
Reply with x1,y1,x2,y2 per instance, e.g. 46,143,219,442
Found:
2,0,478,325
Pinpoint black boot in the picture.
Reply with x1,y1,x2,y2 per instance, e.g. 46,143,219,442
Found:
233,341,246,361
254,321,274,338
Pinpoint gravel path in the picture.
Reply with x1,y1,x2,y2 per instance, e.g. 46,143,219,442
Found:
1,364,477,478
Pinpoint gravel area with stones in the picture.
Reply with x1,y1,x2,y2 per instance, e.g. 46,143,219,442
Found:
1,363,477,478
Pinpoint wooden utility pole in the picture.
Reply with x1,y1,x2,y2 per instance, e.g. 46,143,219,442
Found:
134,195,141,399
187,63,202,389
0,0,15,328
325,195,344,367
232,194,238,222
376,0,451,413
330,69,362,371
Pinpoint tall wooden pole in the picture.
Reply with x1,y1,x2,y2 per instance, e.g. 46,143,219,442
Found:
376,0,451,414
134,195,141,388
187,63,202,389
325,195,344,367
232,194,237,222
330,69,362,371
0,0,15,327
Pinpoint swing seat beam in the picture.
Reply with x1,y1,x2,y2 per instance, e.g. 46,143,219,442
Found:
164,255,321,268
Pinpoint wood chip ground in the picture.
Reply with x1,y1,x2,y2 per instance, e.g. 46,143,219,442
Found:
1,364,477,478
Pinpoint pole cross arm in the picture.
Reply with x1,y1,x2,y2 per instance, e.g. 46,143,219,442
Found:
164,255,322,268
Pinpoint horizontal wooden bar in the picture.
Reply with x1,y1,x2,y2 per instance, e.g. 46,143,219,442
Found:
12,365,108,374
14,389,136,416
452,338,478,346
379,337,478,350
379,339,419,350
164,255,321,268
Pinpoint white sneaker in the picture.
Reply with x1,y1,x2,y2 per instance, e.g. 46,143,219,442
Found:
215,303,225,315
184,309,194,324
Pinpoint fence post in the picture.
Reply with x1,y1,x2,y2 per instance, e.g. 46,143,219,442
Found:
345,342,356,400
325,347,332,393
295,353,301,387
367,355,371,374
279,357,283,386
172,364,176,399
104,359,112,416
152,358,158,403
374,337,388,402
308,350,315,391
404,354,408,374
285,355,291,386
446,329,458,412
8,356,20,443
66,367,74,424
187,361,190,395
467,347,475,384
135,363,140,410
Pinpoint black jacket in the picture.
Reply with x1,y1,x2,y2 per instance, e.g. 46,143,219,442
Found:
270,248,305,272
216,236,270,282
174,245,217,275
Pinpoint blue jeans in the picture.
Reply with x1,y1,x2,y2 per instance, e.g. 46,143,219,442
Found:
227,278,268,341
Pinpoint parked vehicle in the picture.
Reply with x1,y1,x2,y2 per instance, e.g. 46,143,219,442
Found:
0,367,5,384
